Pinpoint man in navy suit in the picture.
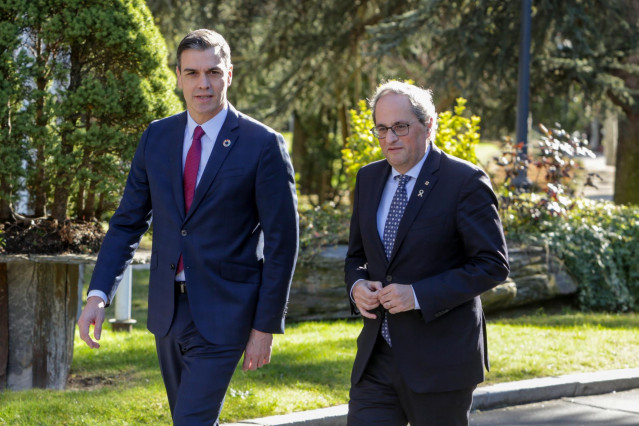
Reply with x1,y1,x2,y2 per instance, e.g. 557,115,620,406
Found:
345,81,509,425
78,29,298,425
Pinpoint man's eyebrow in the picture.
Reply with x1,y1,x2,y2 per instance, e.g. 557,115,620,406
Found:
377,120,410,127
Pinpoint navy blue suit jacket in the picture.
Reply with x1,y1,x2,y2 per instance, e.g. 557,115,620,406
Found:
345,145,509,393
90,105,298,345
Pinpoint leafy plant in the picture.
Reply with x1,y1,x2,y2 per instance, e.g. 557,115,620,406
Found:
435,97,480,164
498,123,639,312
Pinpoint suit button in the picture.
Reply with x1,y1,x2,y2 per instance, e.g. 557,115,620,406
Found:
181,230,187,236
386,275,392,282
170,264,175,270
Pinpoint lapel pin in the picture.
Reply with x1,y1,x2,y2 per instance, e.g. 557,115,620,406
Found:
418,189,424,197
424,180,430,186
223,139,231,147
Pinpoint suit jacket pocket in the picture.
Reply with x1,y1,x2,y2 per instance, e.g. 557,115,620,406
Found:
220,261,261,284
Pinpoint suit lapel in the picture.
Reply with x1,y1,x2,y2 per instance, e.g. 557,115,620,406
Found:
389,145,442,262
185,105,240,221
363,161,392,263
171,112,188,219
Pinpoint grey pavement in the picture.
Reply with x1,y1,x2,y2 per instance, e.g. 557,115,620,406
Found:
471,388,639,425
223,369,639,425
579,154,615,202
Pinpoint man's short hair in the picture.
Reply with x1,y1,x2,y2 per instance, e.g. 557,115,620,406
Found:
369,81,438,143
177,29,231,70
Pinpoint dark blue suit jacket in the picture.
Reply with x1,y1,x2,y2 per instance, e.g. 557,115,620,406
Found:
345,145,509,393
90,105,298,346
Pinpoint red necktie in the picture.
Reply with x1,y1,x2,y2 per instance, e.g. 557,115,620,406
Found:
177,125,205,274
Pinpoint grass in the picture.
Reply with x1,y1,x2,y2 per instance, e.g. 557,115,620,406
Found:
1,269,638,424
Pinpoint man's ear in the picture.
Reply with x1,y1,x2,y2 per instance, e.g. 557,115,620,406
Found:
176,66,182,90
227,64,233,87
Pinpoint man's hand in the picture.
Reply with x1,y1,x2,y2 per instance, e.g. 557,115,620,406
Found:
242,329,273,371
78,296,106,349
378,283,415,314
352,280,383,319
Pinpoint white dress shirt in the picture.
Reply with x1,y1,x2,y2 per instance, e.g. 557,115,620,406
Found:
352,144,431,310
88,107,229,304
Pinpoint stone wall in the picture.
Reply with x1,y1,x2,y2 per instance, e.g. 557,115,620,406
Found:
480,245,577,313
286,244,578,322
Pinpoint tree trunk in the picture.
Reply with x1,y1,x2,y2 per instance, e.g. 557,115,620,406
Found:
83,179,97,221
51,43,83,222
32,146,46,217
292,110,310,194
95,192,106,220
0,179,12,222
32,70,48,217
614,110,639,204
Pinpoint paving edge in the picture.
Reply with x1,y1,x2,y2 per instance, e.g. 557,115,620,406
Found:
222,368,639,426
472,367,639,410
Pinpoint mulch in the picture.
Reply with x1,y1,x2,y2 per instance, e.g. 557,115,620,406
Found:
0,218,104,255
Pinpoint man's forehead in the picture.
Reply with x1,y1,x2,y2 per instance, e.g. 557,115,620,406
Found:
375,94,413,122
181,47,229,68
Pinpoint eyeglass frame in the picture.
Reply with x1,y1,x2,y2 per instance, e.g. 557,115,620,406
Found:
370,120,418,139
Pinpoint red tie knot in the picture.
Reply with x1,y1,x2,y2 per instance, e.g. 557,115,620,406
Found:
193,125,205,142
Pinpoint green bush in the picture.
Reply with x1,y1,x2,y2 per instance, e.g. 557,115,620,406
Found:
505,198,639,312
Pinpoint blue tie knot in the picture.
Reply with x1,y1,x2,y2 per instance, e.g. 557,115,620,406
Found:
395,174,410,187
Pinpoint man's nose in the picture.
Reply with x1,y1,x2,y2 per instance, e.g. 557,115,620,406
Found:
197,74,211,89
386,129,399,143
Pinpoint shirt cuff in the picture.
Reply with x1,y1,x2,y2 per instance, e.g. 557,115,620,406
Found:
350,279,366,303
87,289,108,305
411,285,421,310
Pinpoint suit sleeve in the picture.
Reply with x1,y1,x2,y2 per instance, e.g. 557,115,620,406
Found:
253,132,299,334
413,169,509,322
88,127,153,304
345,170,370,313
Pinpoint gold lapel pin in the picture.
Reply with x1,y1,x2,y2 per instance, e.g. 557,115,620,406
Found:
418,189,424,197
424,180,430,186
223,139,231,147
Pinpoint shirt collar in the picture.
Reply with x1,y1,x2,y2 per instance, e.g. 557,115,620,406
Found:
185,105,229,140
390,143,431,180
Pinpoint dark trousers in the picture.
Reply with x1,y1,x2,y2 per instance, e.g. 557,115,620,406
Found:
155,291,244,426
348,336,475,426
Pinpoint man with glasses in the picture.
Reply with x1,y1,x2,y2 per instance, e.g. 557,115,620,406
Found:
345,81,509,425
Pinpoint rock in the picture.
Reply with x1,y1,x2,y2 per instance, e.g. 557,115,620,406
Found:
481,244,578,313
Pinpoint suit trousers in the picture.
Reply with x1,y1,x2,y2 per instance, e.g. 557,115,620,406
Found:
155,289,245,426
347,335,475,426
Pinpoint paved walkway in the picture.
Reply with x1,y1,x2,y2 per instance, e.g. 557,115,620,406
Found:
579,154,615,201
223,369,639,425
471,388,639,425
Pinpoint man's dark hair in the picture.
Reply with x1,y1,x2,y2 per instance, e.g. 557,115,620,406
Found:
176,29,231,70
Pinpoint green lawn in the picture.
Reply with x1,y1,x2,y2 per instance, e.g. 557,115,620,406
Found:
1,269,638,424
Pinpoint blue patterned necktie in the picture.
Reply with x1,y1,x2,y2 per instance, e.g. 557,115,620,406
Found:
380,174,411,346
